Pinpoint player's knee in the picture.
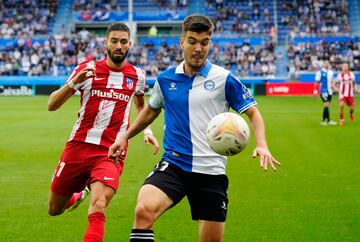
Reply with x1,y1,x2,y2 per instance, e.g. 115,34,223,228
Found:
90,197,107,213
48,205,64,216
134,202,156,228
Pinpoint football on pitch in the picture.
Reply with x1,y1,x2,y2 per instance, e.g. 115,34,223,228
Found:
206,112,250,156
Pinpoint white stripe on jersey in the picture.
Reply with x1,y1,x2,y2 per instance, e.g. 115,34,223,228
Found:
115,96,133,142
188,65,229,174
69,80,93,141
85,100,116,144
107,71,124,89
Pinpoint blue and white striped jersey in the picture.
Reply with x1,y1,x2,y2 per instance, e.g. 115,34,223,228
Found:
315,68,334,95
149,60,257,175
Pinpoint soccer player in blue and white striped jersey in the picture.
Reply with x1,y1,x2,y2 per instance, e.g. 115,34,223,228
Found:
109,14,281,242
314,60,337,125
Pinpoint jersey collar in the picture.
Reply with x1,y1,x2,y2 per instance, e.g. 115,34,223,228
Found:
175,59,212,78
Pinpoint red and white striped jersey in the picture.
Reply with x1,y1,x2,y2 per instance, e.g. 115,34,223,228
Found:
336,71,356,98
65,59,146,150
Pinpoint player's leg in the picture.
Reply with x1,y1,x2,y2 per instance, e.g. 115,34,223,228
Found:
83,181,115,242
320,93,330,125
48,192,72,216
199,220,225,242
187,173,228,242
339,100,345,125
133,184,173,228
348,97,355,123
83,149,124,242
48,142,90,216
130,160,186,242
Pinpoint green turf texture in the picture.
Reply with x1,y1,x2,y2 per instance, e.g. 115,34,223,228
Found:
0,96,359,242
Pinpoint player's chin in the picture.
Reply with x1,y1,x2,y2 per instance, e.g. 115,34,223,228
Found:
190,59,205,69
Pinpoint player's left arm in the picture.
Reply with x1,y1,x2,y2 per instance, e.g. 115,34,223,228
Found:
244,106,282,171
133,94,159,152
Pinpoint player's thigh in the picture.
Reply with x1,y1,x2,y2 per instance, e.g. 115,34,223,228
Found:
198,220,225,242
89,156,124,193
187,173,229,222
137,184,173,216
138,160,186,216
50,142,91,196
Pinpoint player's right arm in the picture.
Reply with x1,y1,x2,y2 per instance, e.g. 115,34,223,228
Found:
108,104,161,161
48,66,95,111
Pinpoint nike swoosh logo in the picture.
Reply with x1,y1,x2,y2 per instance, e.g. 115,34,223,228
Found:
103,176,115,180
95,77,105,81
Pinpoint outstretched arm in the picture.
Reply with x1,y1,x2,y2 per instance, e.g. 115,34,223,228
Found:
244,106,281,171
108,104,161,161
48,67,95,111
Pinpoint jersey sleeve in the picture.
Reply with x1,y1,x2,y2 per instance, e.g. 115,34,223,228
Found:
148,80,164,110
134,67,146,96
315,71,321,82
225,72,257,113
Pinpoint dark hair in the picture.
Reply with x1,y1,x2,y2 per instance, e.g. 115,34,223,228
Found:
182,14,214,35
106,23,130,38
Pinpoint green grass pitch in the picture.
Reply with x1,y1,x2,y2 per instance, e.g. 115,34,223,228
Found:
0,96,359,242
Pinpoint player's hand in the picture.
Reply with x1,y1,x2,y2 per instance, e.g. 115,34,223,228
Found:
252,147,281,172
313,89,318,97
72,67,96,85
108,136,126,163
144,134,159,155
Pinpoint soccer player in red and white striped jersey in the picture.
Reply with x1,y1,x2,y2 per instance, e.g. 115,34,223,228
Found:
47,23,159,242
335,63,357,125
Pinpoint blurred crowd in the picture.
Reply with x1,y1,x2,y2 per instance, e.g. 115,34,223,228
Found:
288,39,360,73
0,29,276,77
206,0,273,36
0,0,58,38
280,0,350,38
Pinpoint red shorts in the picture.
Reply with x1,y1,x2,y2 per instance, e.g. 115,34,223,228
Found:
340,96,355,106
51,141,124,196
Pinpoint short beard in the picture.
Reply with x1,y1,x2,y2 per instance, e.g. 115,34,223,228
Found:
107,49,128,64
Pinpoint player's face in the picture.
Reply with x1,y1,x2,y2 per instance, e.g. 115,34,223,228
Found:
323,61,329,69
105,31,131,64
180,31,211,72
342,64,349,72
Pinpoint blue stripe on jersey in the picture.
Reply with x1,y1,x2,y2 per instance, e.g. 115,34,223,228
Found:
155,67,195,171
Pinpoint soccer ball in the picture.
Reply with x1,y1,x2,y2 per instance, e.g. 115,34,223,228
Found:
206,112,250,156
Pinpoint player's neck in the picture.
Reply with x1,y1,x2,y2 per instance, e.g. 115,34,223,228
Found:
106,58,125,69
183,64,202,77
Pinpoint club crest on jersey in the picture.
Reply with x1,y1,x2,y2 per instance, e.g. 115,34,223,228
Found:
204,80,215,90
169,82,177,91
126,77,134,89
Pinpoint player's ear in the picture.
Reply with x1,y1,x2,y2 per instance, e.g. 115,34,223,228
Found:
104,38,108,49
180,37,184,50
128,40,132,47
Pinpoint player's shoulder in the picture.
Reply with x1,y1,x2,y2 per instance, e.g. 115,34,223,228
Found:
157,66,177,80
